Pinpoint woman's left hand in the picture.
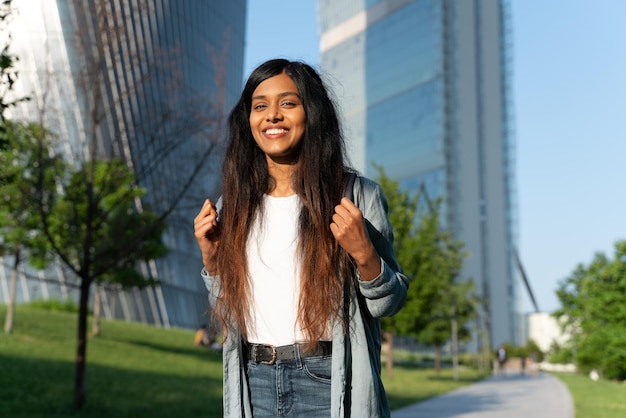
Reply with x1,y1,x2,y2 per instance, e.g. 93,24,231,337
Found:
330,198,382,281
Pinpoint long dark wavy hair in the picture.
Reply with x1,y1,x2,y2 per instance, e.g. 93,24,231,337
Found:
213,59,354,344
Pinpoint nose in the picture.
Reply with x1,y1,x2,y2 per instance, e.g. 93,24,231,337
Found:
266,104,282,122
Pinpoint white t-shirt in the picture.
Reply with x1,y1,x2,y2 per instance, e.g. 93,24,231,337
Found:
246,194,304,346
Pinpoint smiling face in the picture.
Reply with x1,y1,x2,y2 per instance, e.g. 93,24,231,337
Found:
249,72,306,165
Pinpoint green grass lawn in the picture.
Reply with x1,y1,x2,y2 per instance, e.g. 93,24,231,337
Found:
554,372,626,418
1,305,224,417
1,305,485,417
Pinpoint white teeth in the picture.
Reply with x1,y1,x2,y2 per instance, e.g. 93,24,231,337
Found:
266,128,287,135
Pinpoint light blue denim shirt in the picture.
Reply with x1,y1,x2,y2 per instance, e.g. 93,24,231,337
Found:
201,176,409,417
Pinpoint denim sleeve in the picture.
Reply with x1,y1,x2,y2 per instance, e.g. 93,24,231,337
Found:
200,267,220,306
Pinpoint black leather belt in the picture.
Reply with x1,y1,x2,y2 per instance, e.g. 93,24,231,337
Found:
246,342,332,365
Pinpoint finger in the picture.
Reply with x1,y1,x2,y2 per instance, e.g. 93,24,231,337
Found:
204,199,219,219
333,203,362,229
196,211,219,232
330,218,352,239
206,200,221,222
331,213,359,241
330,222,341,239
337,198,363,223
195,199,215,219
194,200,219,235
339,197,359,213
333,203,352,225
194,221,214,240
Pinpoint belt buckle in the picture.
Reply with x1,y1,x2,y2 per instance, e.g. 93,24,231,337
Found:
253,344,277,365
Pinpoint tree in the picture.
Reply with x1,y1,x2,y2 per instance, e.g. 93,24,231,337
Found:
418,278,478,376
0,0,28,126
554,240,626,380
1,122,63,333
3,0,233,408
395,196,477,377
7,1,229,409
0,0,44,334
30,158,168,408
375,166,477,378
374,167,419,377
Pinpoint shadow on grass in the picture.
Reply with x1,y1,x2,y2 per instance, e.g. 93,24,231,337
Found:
388,393,434,410
116,338,223,362
0,353,223,418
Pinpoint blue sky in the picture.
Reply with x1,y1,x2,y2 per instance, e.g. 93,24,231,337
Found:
244,0,626,314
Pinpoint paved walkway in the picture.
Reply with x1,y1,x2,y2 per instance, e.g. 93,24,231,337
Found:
392,372,574,418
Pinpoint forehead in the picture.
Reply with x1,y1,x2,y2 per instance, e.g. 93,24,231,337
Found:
251,72,299,98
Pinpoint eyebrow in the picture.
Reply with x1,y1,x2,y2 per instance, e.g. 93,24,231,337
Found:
251,91,300,101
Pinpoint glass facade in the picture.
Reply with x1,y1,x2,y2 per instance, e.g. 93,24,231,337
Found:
0,0,246,329
322,0,446,204
319,0,520,347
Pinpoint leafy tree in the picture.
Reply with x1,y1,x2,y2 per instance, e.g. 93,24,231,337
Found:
30,157,168,408
1,7,167,403
374,167,419,376
9,1,228,409
547,341,574,365
0,1,51,334
389,195,452,338
554,240,626,380
524,339,544,362
419,278,478,375
0,0,28,127
375,166,476,378
0,121,63,333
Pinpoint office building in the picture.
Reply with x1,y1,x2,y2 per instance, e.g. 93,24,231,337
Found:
319,0,520,348
0,0,246,328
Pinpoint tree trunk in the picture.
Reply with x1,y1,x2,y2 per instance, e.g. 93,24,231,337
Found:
74,276,92,409
91,285,101,336
75,130,96,409
435,344,441,374
3,246,20,334
384,330,394,378
451,309,459,381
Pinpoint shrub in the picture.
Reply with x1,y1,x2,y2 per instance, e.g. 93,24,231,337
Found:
27,298,80,313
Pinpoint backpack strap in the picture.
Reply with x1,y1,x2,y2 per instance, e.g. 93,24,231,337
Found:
342,172,357,201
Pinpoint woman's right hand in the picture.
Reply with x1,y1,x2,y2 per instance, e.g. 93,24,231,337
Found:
194,199,221,275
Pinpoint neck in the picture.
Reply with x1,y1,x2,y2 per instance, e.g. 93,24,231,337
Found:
266,159,296,197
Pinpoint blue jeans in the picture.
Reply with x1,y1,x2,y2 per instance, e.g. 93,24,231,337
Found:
246,345,332,417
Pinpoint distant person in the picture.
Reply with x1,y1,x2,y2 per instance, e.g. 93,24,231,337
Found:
529,351,539,375
194,324,210,347
497,345,507,376
193,59,409,417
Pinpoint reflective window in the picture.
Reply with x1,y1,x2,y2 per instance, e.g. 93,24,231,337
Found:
366,78,444,169
365,0,443,104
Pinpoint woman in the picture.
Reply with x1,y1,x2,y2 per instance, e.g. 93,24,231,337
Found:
194,59,409,417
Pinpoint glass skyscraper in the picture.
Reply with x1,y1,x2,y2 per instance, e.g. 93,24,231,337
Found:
0,0,246,329
319,0,519,348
